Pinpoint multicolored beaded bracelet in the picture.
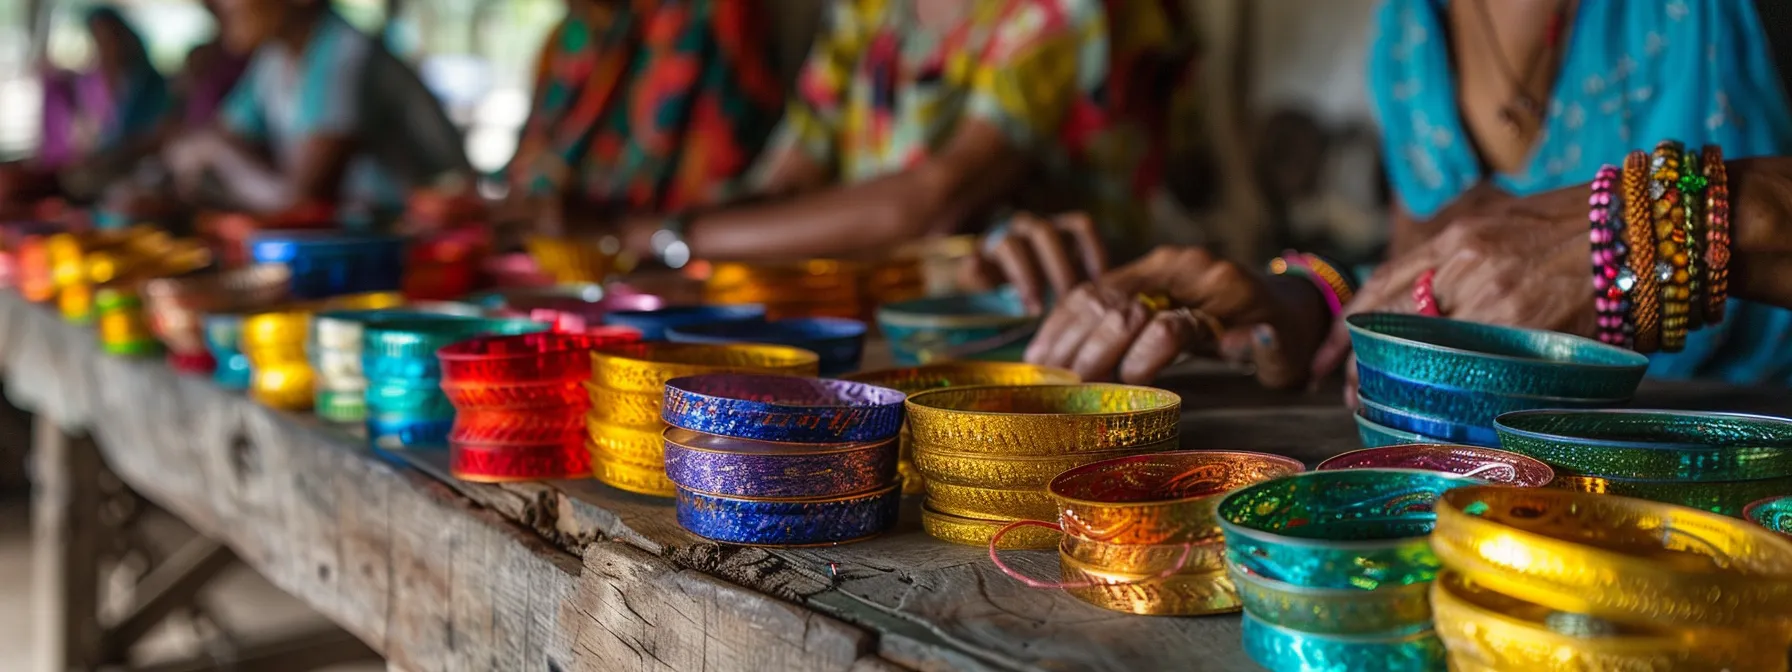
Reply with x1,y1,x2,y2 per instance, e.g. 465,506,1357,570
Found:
1679,145,1708,331
1621,150,1661,353
1650,140,1692,352
1588,165,1626,346
1702,145,1731,323
1269,252,1355,317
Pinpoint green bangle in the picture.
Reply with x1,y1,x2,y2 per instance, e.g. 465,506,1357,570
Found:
1553,472,1792,517
315,388,367,423
1241,612,1444,672
1495,410,1792,482
362,317,549,361
1228,562,1432,636
1217,469,1477,590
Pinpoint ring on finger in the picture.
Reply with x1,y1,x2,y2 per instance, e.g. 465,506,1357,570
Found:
1413,268,1442,317
1173,306,1226,341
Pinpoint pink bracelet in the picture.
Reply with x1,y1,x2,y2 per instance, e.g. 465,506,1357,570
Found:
1588,164,1626,345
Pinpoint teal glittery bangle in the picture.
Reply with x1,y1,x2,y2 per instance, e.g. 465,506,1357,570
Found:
1553,472,1792,517
1241,612,1444,672
361,317,549,361
1347,313,1647,399
1495,409,1792,482
1217,469,1478,590
1746,496,1792,537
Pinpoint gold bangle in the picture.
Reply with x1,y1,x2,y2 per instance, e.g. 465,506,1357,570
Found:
896,429,926,495
924,482,1056,520
589,342,819,393
1431,571,1782,672
251,363,316,411
1049,450,1306,546
904,384,1181,455
1432,485,1792,632
921,505,1060,549
842,361,1081,392
588,442,676,497
1228,563,1432,636
583,381,664,430
241,310,312,351
1058,553,1241,616
1299,253,1357,306
584,415,666,466
1060,534,1228,576
909,440,1173,489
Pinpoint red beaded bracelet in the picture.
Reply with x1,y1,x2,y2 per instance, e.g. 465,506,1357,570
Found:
1702,145,1731,323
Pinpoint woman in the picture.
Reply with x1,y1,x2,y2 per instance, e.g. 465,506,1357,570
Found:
504,0,784,221
0,7,170,208
162,0,470,220
588,0,1196,305
1026,0,1792,388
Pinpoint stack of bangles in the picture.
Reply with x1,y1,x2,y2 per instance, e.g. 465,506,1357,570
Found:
660,374,904,546
1589,141,1729,350
1429,486,1792,671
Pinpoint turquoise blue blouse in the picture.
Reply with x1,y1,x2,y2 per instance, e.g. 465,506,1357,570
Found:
1369,0,1792,386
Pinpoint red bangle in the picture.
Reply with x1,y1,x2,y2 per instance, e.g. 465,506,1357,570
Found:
1702,145,1730,323
1588,164,1625,345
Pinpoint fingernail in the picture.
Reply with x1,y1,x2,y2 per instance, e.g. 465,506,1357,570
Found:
1253,325,1276,348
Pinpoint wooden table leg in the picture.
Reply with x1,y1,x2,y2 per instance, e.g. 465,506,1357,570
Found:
31,414,104,672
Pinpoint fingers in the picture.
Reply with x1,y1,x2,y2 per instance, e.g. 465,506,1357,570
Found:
1013,214,1083,304
1243,325,1306,389
1054,212,1110,279
1069,300,1153,381
1117,311,1206,384
986,233,1048,314
1026,284,1110,370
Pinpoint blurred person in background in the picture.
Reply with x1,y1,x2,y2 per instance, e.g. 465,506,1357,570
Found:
0,7,169,211
567,0,1195,301
500,0,785,230
161,0,470,222
1021,0,1792,389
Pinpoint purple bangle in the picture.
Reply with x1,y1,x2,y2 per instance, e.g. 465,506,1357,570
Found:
1589,165,1628,346
1279,253,1343,316
661,428,899,499
661,374,906,444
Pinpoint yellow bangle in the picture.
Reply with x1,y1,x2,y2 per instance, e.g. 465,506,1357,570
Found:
1432,486,1792,632
583,381,664,431
923,481,1056,521
1058,552,1240,616
909,441,1170,489
587,441,676,497
841,361,1081,393
584,416,666,467
1049,450,1305,546
920,505,1060,549
589,342,819,393
250,363,316,411
904,384,1181,455
241,309,312,351
1431,571,1780,672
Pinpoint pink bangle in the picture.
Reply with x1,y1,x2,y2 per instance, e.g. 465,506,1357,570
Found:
1272,253,1345,317
1588,164,1627,345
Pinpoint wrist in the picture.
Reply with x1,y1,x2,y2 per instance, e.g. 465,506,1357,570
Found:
1266,272,1332,353
1727,157,1792,255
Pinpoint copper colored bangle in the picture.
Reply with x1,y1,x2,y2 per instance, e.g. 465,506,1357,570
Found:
1650,140,1691,352
1702,145,1731,323
1622,150,1660,353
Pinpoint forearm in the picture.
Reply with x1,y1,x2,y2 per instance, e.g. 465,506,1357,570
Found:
1726,157,1792,307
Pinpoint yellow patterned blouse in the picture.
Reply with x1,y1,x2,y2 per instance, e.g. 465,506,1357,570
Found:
769,0,1193,247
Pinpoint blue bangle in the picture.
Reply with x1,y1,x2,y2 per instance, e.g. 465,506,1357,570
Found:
662,427,898,499
1356,396,1500,447
1354,363,1624,429
211,354,252,390
1241,613,1444,672
366,415,454,449
602,305,766,341
364,378,455,418
1217,469,1476,590
661,374,905,444
665,317,867,377
674,484,900,546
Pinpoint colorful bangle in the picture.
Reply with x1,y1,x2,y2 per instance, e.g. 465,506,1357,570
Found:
902,384,1181,455
920,504,1061,549
1588,165,1628,345
1491,409,1792,482
1216,469,1476,590
588,443,677,496
660,427,898,499
450,437,591,483
1228,562,1433,636
1270,252,1352,316
1240,613,1444,672
673,483,900,546
911,442,1170,490
1315,444,1555,488
1702,145,1731,323
583,381,665,430
1060,534,1230,576
1746,495,1792,538
1047,451,1305,546
659,374,906,444
1057,555,1240,616
1678,144,1708,331
1650,140,1693,351
588,342,820,394
1430,572,1777,672
1550,472,1792,518
1430,485,1792,632
923,481,1056,520
1621,150,1661,353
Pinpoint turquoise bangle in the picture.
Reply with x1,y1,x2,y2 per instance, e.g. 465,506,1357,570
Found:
1494,409,1792,482
364,378,454,418
362,317,549,361
1241,613,1444,672
1346,313,1647,399
1217,469,1477,590
1746,496,1792,537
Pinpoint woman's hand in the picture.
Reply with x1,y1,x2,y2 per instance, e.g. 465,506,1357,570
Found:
1023,246,1331,387
1312,184,1591,379
959,213,1110,313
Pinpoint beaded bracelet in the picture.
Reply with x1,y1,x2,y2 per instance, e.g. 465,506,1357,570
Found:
1588,165,1626,345
1621,150,1661,353
1702,145,1731,323
1678,144,1708,331
1649,141,1692,352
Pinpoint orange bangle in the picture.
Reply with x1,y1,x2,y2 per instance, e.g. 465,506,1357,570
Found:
1702,145,1730,323
1651,140,1692,352
1622,150,1660,353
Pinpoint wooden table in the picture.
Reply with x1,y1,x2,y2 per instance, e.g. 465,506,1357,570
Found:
8,290,1788,672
